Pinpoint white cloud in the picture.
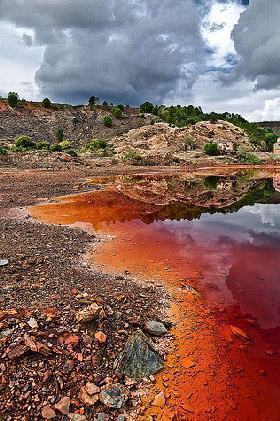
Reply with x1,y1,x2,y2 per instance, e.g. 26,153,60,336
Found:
247,98,280,122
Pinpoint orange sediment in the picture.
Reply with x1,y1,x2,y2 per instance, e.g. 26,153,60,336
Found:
29,179,280,420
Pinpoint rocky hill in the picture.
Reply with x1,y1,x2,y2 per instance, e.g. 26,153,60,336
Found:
0,101,148,145
111,120,254,164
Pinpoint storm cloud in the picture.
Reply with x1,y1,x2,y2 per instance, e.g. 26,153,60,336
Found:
0,0,206,104
232,0,280,91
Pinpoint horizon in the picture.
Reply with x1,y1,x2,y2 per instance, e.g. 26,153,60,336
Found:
0,1,278,122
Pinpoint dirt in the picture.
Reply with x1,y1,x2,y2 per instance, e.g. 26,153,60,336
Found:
0,166,173,420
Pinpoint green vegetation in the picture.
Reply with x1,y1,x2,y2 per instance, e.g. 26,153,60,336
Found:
58,140,72,150
116,104,124,112
87,138,108,150
50,143,63,152
237,149,261,164
0,146,7,155
15,136,36,149
7,92,19,108
140,101,154,113
42,98,51,108
123,150,142,163
112,107,122,118
88,95,99,108
36,141,50,150
203,176,220,190
103,115,112,127
184,136,196,151
204,142,219,156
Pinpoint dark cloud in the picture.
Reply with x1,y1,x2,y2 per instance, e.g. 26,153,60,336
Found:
232,0,280,90
0,0,206,105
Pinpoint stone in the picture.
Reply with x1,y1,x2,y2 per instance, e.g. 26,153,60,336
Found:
115,330,164,379
97,414,108,421
85,382,100,395
76,303,102,323
95,331,107,343
144,320,167,336
41,405,56,419
27,318,38,329
100,384,128,409
78,384,99,406
69,415,86,421
0,259,8,267
152,391,165,408
55,396,70,415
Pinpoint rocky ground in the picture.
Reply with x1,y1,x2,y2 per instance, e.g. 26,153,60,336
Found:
0,167,173,420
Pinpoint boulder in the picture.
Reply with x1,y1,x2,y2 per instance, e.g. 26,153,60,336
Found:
144,320,167,336
115,330,163,379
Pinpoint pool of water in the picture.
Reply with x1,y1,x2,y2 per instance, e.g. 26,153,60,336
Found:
30,170,280,420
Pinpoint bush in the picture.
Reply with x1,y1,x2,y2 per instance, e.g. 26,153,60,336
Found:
204,142,219,156
8,92,19,108
112,107,122,118
87,138,108,150
123,150,142,163
42,98,51,108
15,136,36,149
0,146,7,155
66,149,78,157
55,128,64,142
140,101,154,113
116,104,124,112
58,140,72,150
103,115,112,127
50,143,63,152
237,149,261,164
88,96,99,107
36,141,50,150
265,132,277,151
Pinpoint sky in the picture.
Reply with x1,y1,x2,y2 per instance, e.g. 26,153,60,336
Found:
0,0,278,121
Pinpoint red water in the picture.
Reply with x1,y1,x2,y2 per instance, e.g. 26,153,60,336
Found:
30,175,280,420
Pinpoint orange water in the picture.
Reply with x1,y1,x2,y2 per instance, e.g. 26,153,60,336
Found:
30,174,280,420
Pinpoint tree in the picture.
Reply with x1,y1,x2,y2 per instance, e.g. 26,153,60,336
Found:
140,101,154,114
112,107,122,118
116,104,124,112
8,92,19,108
42,98,51,108
88,96,99,108
103,115,112,127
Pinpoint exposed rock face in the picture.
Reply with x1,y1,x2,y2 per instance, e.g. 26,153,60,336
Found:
115,330,164,379
0,103,147,144
112,120,254,163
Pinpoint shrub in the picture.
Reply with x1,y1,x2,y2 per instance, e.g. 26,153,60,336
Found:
50,143,63,152
123,150,142,163
42,98,51,108
237,149,261,164
103,115,112,127
0,146,7,155
265,132,277,151
204,142,219,156
55,128,64,142
15,136,36,149
184,136,196,151
58,140,72,150
88,96,99,108
116,104,124,112
36,141,50,150
8,92,19,108
66,149,78,157
140,101,154,113
87,138,108,150
112,107,122,118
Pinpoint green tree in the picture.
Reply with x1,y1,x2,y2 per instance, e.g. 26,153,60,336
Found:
140,101,154,113
42,98,51,108
88,96,99,107
8,92,19,108
112,107,122,118
103,115,112,127
116,104,124,112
